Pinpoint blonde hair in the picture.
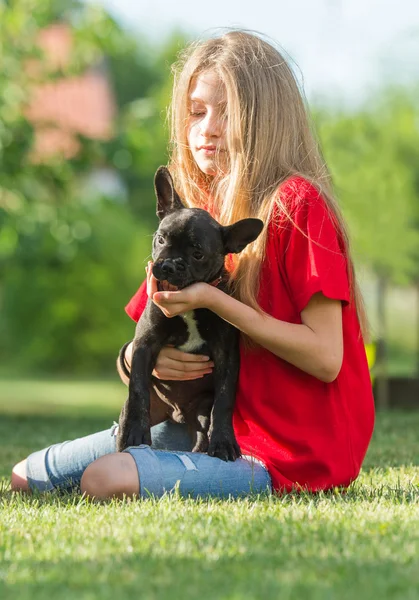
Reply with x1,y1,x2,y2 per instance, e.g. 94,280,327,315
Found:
168,30,368,339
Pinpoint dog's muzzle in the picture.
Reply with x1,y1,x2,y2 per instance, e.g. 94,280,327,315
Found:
152,259,188,290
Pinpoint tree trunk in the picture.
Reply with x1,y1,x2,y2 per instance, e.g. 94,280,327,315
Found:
375,274,390,409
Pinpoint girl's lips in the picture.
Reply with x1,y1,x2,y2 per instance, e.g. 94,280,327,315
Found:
198,146,224,154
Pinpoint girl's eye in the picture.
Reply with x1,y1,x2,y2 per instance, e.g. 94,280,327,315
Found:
189,109,205,117
193,251,204,260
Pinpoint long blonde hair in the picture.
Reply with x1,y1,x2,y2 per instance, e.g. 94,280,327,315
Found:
168,30,368,339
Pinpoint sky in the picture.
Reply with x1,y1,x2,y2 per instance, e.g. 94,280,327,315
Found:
94,0,419,105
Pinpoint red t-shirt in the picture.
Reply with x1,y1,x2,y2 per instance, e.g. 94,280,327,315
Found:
125,176,375,492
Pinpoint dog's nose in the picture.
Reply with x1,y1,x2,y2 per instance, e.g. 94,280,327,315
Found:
175,259,186,272
161,261,176,275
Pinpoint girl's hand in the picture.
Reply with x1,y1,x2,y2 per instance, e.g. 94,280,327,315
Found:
146,261,159,299
153,345,214,380
146,262,212,318
118,340,214,382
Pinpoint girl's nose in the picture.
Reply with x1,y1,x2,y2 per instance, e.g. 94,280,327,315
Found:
199,112,222,138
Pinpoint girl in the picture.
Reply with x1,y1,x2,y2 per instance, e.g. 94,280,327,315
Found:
11,30,375,499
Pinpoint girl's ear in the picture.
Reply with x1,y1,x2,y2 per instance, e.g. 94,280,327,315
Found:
154,166,184,220
222,219,264,254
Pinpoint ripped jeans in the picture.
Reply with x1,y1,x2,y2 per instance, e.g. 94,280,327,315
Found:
26,421,272,499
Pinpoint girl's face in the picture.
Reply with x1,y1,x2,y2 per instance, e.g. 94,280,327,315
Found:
187,71,228,177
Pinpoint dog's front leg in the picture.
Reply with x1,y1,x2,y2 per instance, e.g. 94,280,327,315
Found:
207,344,241,462
116,342,155,452
187,394,213,454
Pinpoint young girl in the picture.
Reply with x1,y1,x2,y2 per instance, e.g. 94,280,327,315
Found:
11,30,375,499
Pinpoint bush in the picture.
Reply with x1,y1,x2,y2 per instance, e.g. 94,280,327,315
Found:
0,198,153,375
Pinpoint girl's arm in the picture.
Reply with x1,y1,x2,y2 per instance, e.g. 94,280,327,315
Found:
206,286,343,383
152,281,343,383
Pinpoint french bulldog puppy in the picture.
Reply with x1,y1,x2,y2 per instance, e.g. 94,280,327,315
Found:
117,166,263,461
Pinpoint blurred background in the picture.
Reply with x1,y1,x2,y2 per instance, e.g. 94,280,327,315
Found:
1,0,418,410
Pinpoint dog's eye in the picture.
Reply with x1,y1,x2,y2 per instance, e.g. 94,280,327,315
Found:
193,251,204,260
157,235,165,245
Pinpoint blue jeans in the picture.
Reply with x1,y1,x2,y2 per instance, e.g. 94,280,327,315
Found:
26,421,272,499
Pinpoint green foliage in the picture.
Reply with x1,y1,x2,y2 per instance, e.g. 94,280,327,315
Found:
0,199,151,374
0,1,190,375
316,89,419,285
105,31,189,225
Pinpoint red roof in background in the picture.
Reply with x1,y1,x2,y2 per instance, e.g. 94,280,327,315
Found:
26,23,116,161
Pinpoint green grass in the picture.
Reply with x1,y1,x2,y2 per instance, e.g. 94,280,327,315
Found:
1,380,419,600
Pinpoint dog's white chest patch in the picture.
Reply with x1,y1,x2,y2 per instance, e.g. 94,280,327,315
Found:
178,311,205,352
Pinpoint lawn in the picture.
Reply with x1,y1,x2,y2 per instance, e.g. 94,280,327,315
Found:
0,379,418,600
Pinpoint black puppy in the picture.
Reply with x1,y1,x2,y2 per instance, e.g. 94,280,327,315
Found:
117,167,263,461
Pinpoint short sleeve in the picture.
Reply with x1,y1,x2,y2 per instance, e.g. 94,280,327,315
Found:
125,280,147,322
278,181,350,314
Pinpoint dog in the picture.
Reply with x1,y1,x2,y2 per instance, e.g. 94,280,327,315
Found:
116,166,263,461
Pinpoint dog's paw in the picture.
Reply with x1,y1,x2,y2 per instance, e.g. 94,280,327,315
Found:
116,424,152,452
208,435,241,462
192,436,209,454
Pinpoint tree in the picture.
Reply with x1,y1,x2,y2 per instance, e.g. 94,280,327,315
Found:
316,90,419,406
104,30,190,227
0,0,178,374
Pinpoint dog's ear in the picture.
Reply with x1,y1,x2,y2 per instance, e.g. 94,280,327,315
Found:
154,167,184,220
222,218,264,254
